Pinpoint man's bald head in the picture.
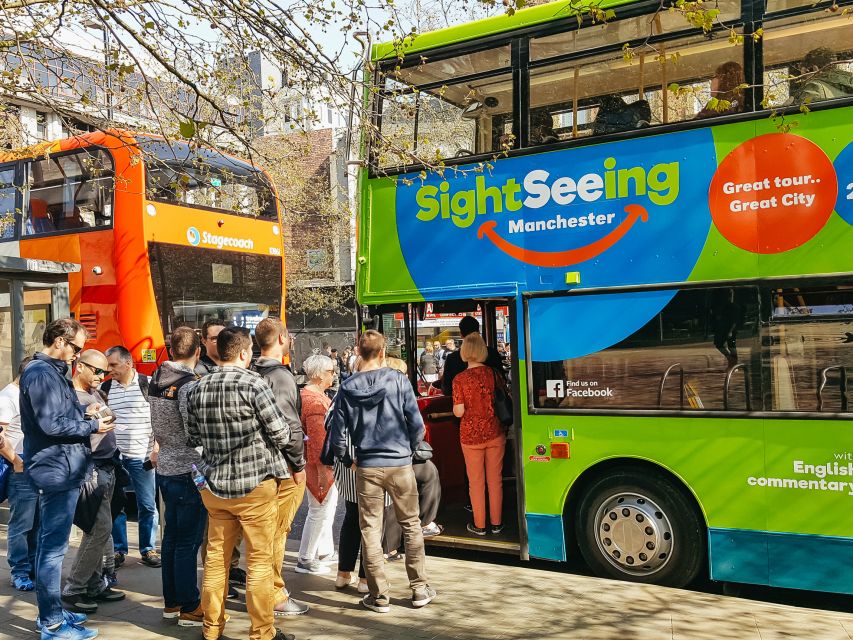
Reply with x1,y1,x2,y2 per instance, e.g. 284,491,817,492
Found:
75,349,109,390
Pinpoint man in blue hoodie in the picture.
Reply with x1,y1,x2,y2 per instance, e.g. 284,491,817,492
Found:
330,330,436,613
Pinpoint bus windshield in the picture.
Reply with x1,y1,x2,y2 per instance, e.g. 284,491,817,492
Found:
138,137,277,220
148,242,282,335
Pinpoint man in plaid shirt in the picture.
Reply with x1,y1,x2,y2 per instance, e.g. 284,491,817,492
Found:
186,326,295,640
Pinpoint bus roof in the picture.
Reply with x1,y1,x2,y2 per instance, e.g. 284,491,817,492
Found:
371,0,637,61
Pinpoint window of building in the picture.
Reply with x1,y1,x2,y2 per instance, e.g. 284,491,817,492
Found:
23,148,114,236
0,166,17,239
35,112,47,141
762,11,853,108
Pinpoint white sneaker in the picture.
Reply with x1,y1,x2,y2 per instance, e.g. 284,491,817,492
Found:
294,560,331,575
357,581,369,594
335,574,353,589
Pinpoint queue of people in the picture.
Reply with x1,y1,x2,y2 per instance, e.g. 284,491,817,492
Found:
0,318,448,640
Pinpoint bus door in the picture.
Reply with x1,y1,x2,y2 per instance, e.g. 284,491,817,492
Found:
392,298,521,554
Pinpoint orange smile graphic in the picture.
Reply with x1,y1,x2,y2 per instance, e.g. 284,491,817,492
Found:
476,204,649,267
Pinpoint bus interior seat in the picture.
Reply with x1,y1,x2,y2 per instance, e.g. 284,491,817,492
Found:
28,198,56,234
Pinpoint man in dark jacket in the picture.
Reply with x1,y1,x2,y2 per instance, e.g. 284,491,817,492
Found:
441,316,505,396
330,330,435,613
20,318,113,639
252,317,309,617
194,319,226,376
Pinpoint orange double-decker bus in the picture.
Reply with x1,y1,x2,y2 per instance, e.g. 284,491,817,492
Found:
0,130,285,371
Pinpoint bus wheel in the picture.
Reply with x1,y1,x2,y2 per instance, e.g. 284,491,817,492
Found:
575,469,704,588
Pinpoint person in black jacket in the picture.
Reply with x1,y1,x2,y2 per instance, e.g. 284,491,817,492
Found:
194,319,226,376
251,317,310,617
441,316,504,396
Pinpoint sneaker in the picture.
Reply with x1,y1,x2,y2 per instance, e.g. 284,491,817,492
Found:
412,586,437,608
113,552,125,568
37,611,89,630
92,588,125,603
273,597,309,616
228,566,247,586
317,552,339,565
141,550,162,567
466,523,487,536
60,594,98,614
102,572,118,588
39,620,98,639
163,606,181,619
422,523,444,537
12,575,35,591
272,631,296,640
361,593,391,613
294,559,330,575
490,523,504,534
334,573,353,589
357,581,369,594
178,606,204,627
386,551,404,563
464,503,473,513
227,585,240,601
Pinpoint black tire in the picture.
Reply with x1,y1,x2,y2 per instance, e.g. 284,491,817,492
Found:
574,467,704,588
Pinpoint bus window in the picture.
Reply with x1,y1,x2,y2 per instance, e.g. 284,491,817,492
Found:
529,0,742,62
530,287,762,412
766,285,853,413
23,148,114,236
141,138,277,220
762,12,853,109
0,167,16,239
376,46,514,168
529,31,745,142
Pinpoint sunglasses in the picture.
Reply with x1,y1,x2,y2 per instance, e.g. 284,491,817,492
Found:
65,338,84,355
80,361,107,376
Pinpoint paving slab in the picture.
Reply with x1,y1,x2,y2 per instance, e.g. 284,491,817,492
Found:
2,510,853,639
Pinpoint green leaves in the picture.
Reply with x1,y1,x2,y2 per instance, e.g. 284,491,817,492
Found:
178,120,196,138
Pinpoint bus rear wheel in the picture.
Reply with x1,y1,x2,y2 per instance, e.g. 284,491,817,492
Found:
575,468,704,588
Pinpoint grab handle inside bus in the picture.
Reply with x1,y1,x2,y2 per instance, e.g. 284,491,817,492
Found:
818,366,849,412
658,363,684,410
724,363,752,411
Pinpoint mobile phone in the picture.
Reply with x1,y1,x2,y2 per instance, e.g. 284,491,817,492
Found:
142,459,154,471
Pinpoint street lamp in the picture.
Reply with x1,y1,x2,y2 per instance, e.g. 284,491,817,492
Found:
83,20,113,123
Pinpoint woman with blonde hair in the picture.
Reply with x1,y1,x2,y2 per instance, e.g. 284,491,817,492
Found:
452,333,506,536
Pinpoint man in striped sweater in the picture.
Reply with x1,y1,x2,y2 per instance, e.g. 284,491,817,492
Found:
104,346,160,569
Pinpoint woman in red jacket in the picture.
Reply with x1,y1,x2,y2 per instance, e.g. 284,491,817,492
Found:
452,333,506,536
295,354,337,575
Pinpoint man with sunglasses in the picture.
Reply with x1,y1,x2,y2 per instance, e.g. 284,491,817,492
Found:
20,318,114,640
62,350,126,615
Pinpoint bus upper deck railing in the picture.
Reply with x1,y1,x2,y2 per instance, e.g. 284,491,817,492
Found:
818,366,849,412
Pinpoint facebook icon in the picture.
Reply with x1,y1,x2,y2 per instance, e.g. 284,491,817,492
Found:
546,380,565,398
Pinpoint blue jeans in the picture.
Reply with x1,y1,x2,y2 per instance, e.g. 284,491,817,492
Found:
7,471,39,580
112,457,158,555
158,473,207,611
35,487,80,626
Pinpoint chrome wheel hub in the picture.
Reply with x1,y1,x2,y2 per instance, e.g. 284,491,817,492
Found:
594,492,674,576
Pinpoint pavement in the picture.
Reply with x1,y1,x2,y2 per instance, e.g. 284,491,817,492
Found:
2,499,853,639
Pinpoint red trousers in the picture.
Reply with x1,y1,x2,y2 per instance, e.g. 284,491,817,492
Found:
461,435,506,529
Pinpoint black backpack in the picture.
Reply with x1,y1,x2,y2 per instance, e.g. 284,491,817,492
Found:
592,95,652,136
101,374,150,402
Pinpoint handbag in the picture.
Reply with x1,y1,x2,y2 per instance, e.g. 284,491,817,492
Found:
0,456,12,504
491,367,513,427
412,440,433,463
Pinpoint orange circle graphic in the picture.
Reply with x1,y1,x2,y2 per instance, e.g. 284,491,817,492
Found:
708,133,838,254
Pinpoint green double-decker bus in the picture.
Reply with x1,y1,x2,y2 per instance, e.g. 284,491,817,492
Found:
357,0,853,592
